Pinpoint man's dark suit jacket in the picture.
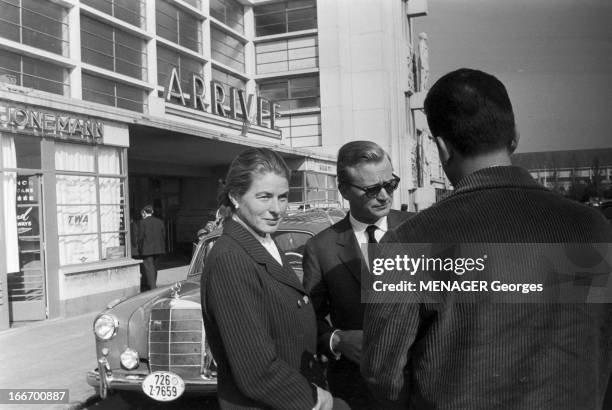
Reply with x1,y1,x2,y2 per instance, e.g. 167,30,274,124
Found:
201,218,322,410
302,209,411,408
136,216,165,256
362,166,612,409
303,210,412,357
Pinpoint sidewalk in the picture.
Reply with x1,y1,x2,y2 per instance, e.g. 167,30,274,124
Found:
0,265,190,410
0,312,99,409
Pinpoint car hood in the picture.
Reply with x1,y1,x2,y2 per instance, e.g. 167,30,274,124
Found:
113,279,203,360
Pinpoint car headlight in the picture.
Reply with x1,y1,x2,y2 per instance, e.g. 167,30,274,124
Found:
94,314,118,340
120,348,139,370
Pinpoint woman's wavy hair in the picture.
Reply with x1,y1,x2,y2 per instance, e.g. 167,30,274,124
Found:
217,147,291,219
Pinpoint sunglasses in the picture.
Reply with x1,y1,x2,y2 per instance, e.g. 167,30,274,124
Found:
344,174,401,198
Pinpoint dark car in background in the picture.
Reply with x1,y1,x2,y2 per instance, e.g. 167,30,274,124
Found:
86,209,345,404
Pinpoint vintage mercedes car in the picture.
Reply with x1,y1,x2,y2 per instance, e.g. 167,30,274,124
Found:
86,209,344,403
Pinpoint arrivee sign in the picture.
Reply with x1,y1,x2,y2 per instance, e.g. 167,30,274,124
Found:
164,67,280,131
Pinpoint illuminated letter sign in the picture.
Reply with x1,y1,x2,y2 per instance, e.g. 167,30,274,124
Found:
163,67,280,131
238,89,255,123
192,74,207,111
165,68,186,106
210,80,226,117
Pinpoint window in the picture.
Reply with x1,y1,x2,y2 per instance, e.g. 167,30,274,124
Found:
211,27,245,72
289,171,303,202
289,171,336,204
256,36,318,74
81,0,145,28
187,236,217,279
55,143,127,265
81,15,147,80
0,0,68,56
182,0,200,9
211,67,246,96
254,0,316,37
276,113,321,147
306,173,337,202
157,46,204,91
289,171,336,203
13,135,41,169
210,0,244,34
0,49,68,95
258,76,320,111
156,0,201,52
82,73,146,113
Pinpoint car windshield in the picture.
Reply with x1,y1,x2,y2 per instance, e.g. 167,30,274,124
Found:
186,237,218,280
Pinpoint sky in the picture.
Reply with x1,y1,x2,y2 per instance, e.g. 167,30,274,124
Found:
414,0,612,153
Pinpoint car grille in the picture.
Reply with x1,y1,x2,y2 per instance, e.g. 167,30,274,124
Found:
148,298,216,380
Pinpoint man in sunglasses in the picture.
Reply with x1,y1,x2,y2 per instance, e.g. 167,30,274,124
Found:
302,140,412,409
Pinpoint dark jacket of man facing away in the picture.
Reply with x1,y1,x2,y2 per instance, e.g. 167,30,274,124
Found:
362,68,612,410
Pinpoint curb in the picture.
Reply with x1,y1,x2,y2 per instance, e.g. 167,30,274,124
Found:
0,312,97,336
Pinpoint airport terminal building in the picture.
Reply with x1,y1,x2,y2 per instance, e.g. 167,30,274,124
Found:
0,0,429,328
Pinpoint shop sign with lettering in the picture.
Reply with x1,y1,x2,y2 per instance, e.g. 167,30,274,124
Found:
17,175,38,204
164,68,280,131
67,214,89,226
304,159,336,174
17,206,39,236
0,103,103,143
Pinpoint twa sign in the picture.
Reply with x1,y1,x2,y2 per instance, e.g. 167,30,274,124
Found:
164,68,280,131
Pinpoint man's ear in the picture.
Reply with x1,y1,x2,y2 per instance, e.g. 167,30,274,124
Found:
509,129,520,154
434,136,452,166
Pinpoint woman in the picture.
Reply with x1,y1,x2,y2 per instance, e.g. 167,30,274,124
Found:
200,148,334,410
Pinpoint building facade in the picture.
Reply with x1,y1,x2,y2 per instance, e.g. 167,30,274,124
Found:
0,0,428,328
512,148,612,201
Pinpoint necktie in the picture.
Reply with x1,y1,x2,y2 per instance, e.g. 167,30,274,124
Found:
365,225,378,272
366,225,378,244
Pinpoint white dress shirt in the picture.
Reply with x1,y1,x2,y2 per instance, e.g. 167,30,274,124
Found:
349,213,388,262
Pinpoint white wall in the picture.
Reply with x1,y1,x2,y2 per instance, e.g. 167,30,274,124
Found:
316,0,419,206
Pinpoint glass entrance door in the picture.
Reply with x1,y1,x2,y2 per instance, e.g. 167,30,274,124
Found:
8,173,46,321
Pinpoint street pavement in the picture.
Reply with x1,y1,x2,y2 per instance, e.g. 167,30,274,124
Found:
0,311,99,410
0,266,190,410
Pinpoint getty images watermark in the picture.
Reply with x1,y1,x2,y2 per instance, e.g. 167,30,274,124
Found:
361,243,612,304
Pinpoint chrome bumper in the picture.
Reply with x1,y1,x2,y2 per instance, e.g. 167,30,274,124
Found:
87,367,217,398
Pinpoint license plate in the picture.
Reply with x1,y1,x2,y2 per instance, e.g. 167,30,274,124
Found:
142,371,185,402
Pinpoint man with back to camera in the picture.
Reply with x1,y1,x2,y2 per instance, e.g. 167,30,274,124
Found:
302,141,412,409
361,68,612,409
137,204,166,291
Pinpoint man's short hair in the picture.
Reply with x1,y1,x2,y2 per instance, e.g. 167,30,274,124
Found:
142,205,154,214
337,141,391,186
424,68,516,156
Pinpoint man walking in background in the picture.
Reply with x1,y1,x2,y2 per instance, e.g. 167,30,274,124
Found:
137,204,166,291
362,68,612,409
303,140,412,409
